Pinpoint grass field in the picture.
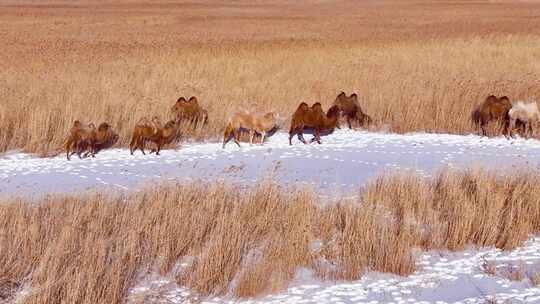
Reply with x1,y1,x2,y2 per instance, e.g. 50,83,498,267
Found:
1,169,539,303
2,1,540,155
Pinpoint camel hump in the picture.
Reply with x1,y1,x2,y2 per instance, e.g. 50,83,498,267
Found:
177,96,187,103
499,96,510,104
337,92,346,98
98,122,110,131
311,102,323,112
350,93,358,99
485,95,498,104
297,102,309,111
188,96,198,104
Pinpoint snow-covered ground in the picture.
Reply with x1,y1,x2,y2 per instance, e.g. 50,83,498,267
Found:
3,130,540,303
2,130,540,198
127,236,540,304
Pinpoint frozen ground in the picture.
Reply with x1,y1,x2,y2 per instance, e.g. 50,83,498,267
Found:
2,130,540,198
3,130,540,302
127,236,540,304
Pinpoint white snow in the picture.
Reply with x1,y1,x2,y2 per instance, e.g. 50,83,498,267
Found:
3,130,540,302
127,236,540,304
2,130,540,198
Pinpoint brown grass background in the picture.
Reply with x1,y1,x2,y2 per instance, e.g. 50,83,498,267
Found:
1,169,539,303
1,1,540,155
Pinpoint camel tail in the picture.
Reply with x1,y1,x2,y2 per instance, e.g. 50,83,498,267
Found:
129,132,139,151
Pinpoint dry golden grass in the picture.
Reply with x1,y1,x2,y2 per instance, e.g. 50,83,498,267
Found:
1,1,540,155
0,169,539,303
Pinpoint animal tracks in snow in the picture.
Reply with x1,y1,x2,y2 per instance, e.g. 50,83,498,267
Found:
3,130,540,198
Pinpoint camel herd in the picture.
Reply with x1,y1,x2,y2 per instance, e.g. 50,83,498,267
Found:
64,92,539,160
471,95,540,138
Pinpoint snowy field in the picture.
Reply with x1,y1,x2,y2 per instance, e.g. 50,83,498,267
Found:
128,236,540,304
3,130,540,303
2,130,540,198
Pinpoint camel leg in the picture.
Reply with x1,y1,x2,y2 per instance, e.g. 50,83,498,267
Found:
130,139,136,155
312,128,322,144
298,127,307,144
222,135,231,148
289,126,298,145
138,139,146,155
249,130,255,145
260,132,266,144
509,119,516,138
298,133,307,144
480,122,487,137
289,130,295,145
347,116,352,129
233,130,241,147
66,140,72,160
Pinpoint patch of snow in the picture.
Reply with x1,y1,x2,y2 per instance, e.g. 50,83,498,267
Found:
127,236,540,303
2,130,540,198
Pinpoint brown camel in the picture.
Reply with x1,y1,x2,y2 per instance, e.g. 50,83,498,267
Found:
332,92,372,129
289,102,340,145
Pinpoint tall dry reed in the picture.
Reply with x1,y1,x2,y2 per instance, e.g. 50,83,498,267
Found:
2,1,540,155
1,169,539,303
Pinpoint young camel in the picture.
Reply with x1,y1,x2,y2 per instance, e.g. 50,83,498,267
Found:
288,102,340,145
332,92,372,129
91,122,119,155
222,111,279,148
65,121,97,160
170,96,209,126
507,101,540,138
130,117,179,155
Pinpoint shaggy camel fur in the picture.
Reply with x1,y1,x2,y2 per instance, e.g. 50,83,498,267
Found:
471,95,512,136
170,96,208,126
332,92,372,129
65,121,96,160
92,122,119,154
289,102,340,145
223,111,278,148
508,101,540,138
130,117,179,155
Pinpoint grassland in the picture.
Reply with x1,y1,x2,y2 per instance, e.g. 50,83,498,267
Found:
1,169,539,303
1,1,540,155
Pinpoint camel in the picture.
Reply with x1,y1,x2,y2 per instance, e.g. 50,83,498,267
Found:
92,122,119,154
471,95,512,136
332,92,372,129
222,111,279,148
507,101,540,138
65,121,97,160
170,96,208,127
130,117,179,155
288,102,340,145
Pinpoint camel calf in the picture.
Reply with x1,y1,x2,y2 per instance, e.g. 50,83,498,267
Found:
332,92,372,129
